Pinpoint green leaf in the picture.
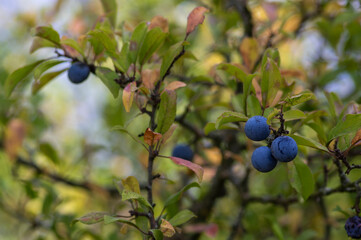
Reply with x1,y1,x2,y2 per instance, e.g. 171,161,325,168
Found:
34,26,61,46
103,215,120,225
156,90,177,134
121,176,140,194
217,63,247,82
261,48,280,68
160,42,184,79
33,59,66,80
261,58,282,107
138,27,167,65
112,126,147,149
5,59,46,97
215,111,248,129
168,209,196,227
100,0,117,27
121,190,153,209
95,67,120,98
289,134,328,152
283,109,306,121
306,122,327,144
151,229,164,240
30,37,57,53
74,212,107,225
288,158,315,201
103,215,141,231
88,29,117,56
324,91,342,120
243,74,256,116
282,91,315,107
164,182,200,209
61,38,85,57
38,142,60,165
129,22,148,64
266,108,280,124
204,122,216,135
113,42,130,73
247,95,262,116
271,221,285,240
32,69,66,94
328,114,361,143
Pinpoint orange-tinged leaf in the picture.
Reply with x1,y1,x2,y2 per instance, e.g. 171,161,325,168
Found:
165,81,186,91
345,128,361,155
149,16,169,33
351,129,361,146
144,128,162,146
160,219,176,237
4,119,26,160
186,7,209,37
141,69,159,90
170,157,204,183
239,37,259,71
122,82,137,112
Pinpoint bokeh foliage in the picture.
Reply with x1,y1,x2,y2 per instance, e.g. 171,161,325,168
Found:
0,0,361,239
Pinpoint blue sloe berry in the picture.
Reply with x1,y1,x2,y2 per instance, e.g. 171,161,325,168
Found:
244,116,270,141
68,62,90,84
345,216,361,239
271,136,298,162
251,146,277,172
172,144,194,161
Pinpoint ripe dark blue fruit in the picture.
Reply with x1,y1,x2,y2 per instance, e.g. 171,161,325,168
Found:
345,216,361,239
251,146,277,172
68,62,90,84
271,136,298,162
244,116,270,141
172,144,194,161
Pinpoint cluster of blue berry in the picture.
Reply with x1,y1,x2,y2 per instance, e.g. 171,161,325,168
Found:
245,116,298,172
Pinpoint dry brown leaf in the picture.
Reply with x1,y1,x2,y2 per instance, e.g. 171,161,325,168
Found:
186,6,209,37
144,128,162,146
149,16,169,32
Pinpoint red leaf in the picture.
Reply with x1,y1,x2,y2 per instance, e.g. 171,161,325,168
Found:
184,223,218,237
170,157,204,183
186,7,209,37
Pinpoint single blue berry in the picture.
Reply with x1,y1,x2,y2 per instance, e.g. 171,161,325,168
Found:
251,146,277,172
244,116,270,141
172,144,194,161
345,216,361,239
271,136,298,162
68,62,90,84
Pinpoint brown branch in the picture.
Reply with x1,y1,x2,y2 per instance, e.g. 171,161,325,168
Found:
15,156,119,197
231,0,254,37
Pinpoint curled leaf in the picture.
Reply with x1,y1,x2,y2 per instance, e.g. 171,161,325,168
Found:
186,7,209,37
160,219,176,237
144,128,162,146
